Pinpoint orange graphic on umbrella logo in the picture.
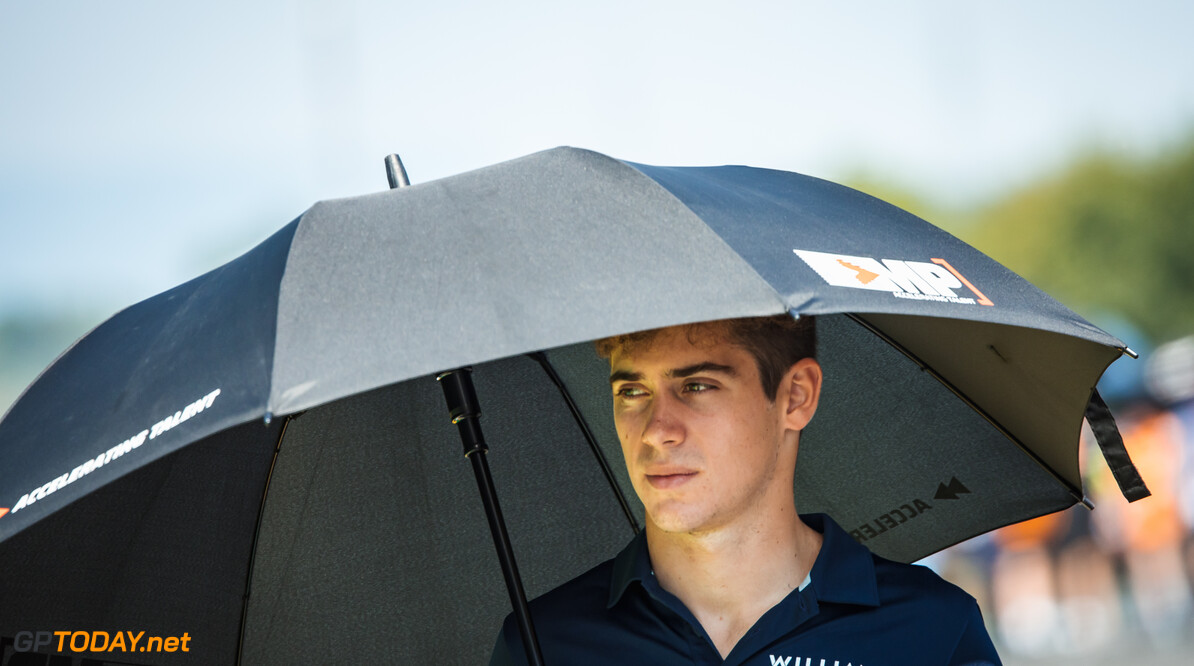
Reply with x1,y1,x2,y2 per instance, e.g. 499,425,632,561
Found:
837,259,880,285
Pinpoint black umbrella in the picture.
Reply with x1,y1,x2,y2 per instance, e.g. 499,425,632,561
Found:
0,147,1146,664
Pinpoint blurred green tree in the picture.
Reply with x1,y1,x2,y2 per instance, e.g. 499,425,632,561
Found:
962,138,1194,342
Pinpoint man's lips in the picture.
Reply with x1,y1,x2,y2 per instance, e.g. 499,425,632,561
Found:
645,470,698,489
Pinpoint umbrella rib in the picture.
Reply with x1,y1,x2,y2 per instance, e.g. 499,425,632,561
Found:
528,352,641,534
845,314,1086,504
235,413,294,665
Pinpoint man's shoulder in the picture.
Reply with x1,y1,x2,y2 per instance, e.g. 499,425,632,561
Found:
809,513,978,613
860,552,988,641
809,519,998,663
871,554,975,605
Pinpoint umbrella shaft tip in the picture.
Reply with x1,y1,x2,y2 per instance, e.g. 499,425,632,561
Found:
385,154,411,189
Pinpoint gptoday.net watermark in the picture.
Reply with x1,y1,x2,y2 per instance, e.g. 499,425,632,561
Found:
8,630,191,655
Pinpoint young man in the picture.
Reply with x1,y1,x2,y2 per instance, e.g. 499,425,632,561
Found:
490,315,1000,665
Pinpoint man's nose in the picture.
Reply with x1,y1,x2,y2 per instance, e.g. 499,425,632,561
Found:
642,392,684,448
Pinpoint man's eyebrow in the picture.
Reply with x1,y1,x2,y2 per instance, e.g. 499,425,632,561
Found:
667,362,737,379
609,362,737,384
609,369,642,384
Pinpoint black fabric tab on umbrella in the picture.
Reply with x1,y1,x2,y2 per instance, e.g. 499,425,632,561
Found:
1085,389,1151,503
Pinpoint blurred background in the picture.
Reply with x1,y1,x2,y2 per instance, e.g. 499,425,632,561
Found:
2,1,1192,662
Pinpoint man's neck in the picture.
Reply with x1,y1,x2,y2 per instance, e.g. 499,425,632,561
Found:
645,507,823,659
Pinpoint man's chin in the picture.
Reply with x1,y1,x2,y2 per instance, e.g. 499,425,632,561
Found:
644,505,712,536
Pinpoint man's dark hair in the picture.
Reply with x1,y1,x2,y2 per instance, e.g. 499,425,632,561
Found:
595,314,816,402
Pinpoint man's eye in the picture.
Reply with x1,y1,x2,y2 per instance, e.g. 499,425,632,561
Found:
615,386,646,398
684,382,715,393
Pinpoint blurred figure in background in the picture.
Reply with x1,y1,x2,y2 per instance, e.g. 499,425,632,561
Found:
1142,336,1194,640
989,510,1069,655
1090,402,1191,647
1053,492,1122,657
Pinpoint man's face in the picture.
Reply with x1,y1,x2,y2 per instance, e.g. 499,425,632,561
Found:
609,324,794,536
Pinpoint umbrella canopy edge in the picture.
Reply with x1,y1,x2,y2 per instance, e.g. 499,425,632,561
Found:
0,220,299,544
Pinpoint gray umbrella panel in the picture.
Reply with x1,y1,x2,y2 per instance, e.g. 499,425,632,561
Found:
269,147,786,416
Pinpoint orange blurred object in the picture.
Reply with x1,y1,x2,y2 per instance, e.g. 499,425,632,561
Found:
1119,410,1185,552
994,510,1070,551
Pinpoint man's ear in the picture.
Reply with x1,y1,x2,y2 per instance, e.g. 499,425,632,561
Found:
781,358,822,432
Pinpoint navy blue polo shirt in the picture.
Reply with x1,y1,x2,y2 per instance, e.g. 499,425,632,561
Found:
489,514,999,665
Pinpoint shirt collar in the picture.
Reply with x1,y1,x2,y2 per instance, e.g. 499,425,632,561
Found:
804,513,880,607
606,514,879,609
607,528,650,609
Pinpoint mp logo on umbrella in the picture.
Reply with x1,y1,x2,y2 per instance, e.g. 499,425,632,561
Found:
794,249,995,306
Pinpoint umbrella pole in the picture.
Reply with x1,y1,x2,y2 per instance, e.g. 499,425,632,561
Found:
438,368,547,666
390,154,542,662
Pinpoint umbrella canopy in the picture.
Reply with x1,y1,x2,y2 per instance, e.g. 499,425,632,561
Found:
0,147,1141,663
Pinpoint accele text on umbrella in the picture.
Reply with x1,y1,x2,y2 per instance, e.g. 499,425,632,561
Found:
3,388,221,517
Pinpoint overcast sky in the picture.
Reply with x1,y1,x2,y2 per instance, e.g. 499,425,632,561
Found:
3,0,1193,321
